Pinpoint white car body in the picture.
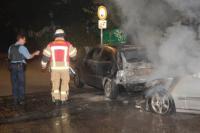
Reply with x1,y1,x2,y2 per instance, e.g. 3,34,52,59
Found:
170,74,200,114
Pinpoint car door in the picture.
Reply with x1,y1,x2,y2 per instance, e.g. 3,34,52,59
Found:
170,78,188,111
171,75,200,112
95,47,116,88
82,48,101,87
185,74,200,111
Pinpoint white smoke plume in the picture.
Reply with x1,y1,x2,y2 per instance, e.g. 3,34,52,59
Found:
112,0,200,79
154,23,200,78
165,0,200,19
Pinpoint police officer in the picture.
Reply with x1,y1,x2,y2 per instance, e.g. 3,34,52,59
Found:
8,34,40,105
41,29,77,105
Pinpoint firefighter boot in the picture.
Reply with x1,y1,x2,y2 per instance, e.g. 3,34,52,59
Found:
52,96,60,105
60,91,69,105
52,90,61,106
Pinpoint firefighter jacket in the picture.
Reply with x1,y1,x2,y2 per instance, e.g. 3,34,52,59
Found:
41,38,77,71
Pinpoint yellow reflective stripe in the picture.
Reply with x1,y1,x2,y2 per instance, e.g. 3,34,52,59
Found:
53,90,59,93
69,49,76,56
44,49,51,56
61,92,66,95
51,46,67,50
51,66,69,70
51,48,56,67
64,47,68,67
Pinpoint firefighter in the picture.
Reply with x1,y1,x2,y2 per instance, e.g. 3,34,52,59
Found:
41,29,77,105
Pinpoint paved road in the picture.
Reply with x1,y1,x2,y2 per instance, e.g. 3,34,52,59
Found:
0,57,50,96
1,86,200,133
1,58,200,133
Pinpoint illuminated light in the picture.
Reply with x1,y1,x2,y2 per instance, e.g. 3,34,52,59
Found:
97,6,107,20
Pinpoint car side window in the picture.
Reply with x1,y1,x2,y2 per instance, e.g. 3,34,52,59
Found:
86,49,94,59
87,48,101,60
100,48,113,62
123,49,149,62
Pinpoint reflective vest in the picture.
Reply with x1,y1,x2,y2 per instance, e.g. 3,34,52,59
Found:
42,39,77,70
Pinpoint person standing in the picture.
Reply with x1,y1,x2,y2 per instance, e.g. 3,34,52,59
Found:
41,29,77,105
8,34,40,105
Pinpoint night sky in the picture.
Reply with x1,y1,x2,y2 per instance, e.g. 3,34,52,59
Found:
0,0,97,52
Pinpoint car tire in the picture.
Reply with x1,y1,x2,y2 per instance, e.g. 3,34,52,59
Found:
74,71,84,88
148,90,175,115
104,78,119,99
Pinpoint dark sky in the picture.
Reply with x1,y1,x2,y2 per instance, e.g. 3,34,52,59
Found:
0,0,95,52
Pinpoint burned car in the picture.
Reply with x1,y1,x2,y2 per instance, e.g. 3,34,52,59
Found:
73,45,153,99
73,44,200,115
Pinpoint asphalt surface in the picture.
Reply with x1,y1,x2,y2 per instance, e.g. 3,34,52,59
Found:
1,58,200,133
1,87,200,133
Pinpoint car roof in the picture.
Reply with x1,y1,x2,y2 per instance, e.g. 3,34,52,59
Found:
106,44,145,51
85,44,144,55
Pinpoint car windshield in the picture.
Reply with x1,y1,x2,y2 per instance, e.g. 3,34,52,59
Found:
123,49,148,62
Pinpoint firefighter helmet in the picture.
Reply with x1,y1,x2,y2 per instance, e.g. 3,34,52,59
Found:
54,29,65,37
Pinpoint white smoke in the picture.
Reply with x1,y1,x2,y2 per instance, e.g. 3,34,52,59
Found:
165,0,200,19
112,0,200,79
154,23,200,78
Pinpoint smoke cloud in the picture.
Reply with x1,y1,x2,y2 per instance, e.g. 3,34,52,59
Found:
112,0,200,79
165,0,200,19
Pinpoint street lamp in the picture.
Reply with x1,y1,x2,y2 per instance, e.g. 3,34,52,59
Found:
97,6,107,20
97,6,107,45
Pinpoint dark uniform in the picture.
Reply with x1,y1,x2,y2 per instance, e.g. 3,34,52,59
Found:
8,43,32,105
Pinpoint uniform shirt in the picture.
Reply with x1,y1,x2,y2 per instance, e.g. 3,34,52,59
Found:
8,43,32,63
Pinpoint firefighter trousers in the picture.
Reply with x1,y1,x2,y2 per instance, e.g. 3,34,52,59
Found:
51,70,70,101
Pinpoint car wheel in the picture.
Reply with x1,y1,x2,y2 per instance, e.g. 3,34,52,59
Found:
104,78,119,99
149,91,175,115
74,71,84,88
